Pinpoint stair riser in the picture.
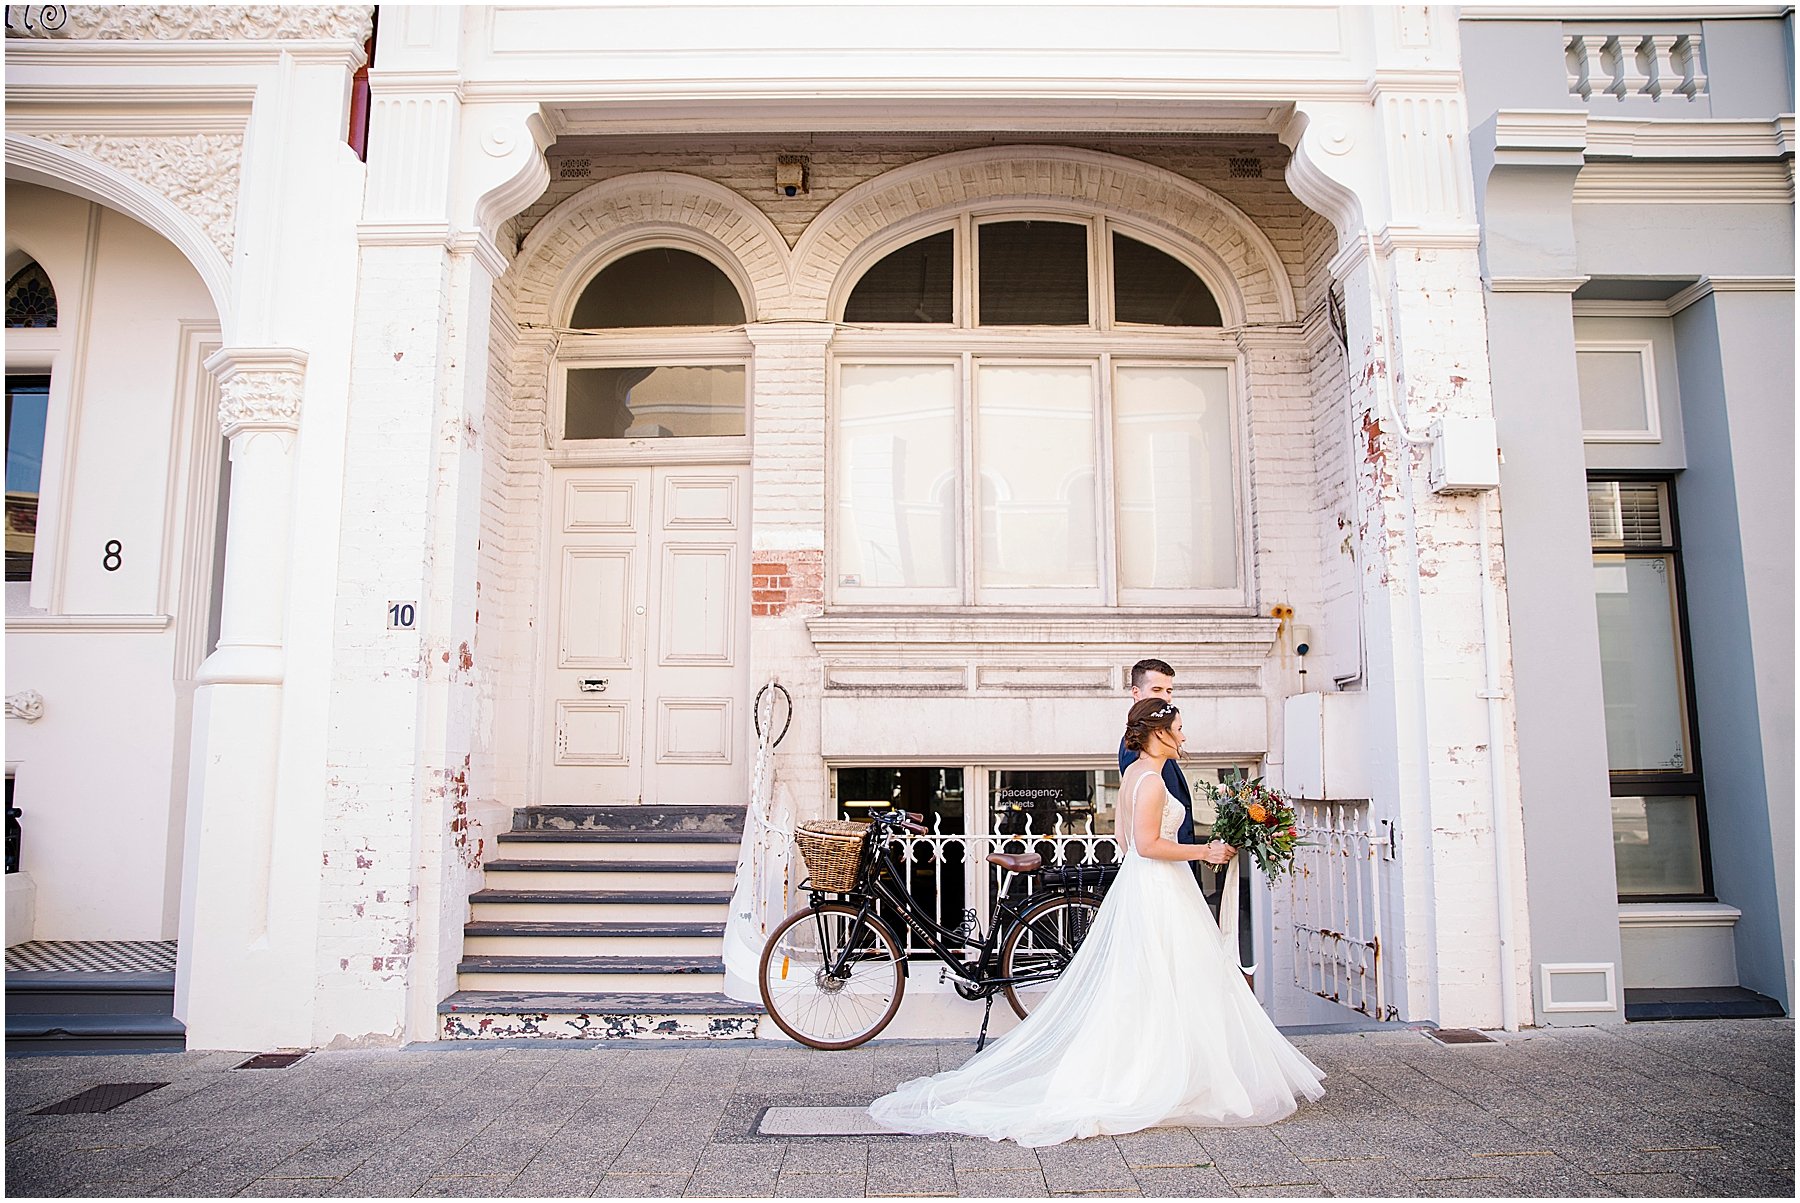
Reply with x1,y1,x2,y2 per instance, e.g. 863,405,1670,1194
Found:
494,841,740,863
517,806,745,835
455,971,729,993
463,934,724,957
442,1011,760,1041
6,993,179,1017
470,901,729,923
484,869,737,891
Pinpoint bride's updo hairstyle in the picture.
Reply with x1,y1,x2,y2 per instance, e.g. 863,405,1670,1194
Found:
1123,698,1180,752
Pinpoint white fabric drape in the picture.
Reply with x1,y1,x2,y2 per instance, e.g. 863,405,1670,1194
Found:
722,686,796,1003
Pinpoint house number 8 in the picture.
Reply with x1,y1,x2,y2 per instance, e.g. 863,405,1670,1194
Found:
102,540,122,572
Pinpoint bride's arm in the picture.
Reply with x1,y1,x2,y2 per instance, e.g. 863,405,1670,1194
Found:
1130,774,1213,862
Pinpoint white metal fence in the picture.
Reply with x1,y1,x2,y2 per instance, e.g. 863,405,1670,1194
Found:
880,814,1121,958
1288,798,1395,1020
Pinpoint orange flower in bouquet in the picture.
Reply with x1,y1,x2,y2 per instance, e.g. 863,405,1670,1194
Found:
1201,778,1303,879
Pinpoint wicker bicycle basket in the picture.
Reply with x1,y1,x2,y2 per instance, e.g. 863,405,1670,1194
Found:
794,820,870,892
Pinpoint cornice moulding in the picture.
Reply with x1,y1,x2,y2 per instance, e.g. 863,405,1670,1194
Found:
1585,116,1797,161
1486,275,1590,293
1617,902,1744,928
6,614,173,632
5,107,250,138
1461,4,1787,18
1492,109,1591,152
1573,161,1794,204
808,613,1281,652
2,41,366,68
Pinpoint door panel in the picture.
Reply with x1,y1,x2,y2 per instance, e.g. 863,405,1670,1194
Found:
542,464,748,805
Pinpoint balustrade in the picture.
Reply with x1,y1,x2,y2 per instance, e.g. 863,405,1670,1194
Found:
1567,33,1706,103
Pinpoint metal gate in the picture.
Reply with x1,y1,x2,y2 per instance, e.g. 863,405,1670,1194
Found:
1289,798,1395,1020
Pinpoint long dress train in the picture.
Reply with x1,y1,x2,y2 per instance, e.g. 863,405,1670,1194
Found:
867,770,1325,1146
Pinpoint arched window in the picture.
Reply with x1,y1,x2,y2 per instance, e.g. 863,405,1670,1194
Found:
5,260,57,329
558,247,750,442
569,248,745,329
831,213,1241,606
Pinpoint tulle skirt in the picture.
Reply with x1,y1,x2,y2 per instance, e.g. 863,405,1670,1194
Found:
867,850,1326,1147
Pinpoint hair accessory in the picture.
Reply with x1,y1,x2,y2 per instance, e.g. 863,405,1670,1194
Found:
1148,703,1178,720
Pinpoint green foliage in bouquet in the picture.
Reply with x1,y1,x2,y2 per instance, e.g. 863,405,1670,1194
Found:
1201,777,1303,880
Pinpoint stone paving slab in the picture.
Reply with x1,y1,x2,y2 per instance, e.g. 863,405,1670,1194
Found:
4,1018,1792,1197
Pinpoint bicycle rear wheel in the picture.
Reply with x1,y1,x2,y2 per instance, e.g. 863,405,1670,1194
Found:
999,892,1102,1019
759,903,906,1049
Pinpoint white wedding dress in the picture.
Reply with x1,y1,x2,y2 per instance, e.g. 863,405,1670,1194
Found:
868,769,1325,1147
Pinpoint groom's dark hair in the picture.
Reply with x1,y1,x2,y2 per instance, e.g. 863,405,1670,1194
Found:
1129,658,1174,688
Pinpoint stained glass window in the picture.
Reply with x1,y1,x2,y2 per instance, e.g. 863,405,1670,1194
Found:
5,262,56,329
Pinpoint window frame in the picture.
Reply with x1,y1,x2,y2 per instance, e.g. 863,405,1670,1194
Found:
828,208,1247,609
1588,470,1714,902
1576,339,1662,443
827,347,1248,608
835,210,1232,334
830,756,1256,960
551,335,754,455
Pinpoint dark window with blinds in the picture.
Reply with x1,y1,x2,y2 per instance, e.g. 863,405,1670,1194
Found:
1589,476,1711,899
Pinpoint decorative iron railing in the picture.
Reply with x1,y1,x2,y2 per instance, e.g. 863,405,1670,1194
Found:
1288,798,1395,1020
882,812,1123,958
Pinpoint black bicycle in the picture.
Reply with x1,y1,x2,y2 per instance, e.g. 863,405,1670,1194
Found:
758,809,1105,1049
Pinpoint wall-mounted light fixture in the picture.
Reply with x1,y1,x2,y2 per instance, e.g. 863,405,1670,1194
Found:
776,155,809,197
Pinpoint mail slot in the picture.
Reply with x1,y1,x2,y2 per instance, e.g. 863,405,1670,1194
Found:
578,678,608,693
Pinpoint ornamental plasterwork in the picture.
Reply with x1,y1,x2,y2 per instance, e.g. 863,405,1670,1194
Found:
216,369,304,435
6,691,46,723
36,132,242,263
5,5,374,42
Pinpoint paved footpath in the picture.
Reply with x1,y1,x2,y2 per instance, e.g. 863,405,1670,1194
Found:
5,1018,1792,1198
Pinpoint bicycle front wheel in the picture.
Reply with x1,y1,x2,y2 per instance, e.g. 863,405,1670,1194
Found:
759,903,906,1049
999,893,1102,1019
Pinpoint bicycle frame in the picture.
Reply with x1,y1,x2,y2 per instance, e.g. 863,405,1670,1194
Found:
813,822,1087,994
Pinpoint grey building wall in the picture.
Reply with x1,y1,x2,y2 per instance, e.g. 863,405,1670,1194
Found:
1464,9,1795,1017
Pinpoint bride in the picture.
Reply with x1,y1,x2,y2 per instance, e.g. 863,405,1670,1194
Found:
868,699,1325,1146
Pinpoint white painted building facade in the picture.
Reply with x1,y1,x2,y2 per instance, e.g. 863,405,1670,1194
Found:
3,4,1789,1051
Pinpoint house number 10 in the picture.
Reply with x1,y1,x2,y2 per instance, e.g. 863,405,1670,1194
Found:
387,601,417,630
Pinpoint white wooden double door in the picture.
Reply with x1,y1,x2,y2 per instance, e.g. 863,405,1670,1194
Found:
541,465,750,805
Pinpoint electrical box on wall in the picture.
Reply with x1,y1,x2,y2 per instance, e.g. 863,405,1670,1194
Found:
1283,691,1371,801
1428,416,1501,494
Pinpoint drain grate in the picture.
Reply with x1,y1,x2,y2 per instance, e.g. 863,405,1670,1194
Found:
235,1051,308,1070
33,1082,168,1114
1427,1028,1499,1045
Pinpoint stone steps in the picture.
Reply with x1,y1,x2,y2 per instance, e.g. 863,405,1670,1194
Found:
6,971,186,1052
443,803,762,1040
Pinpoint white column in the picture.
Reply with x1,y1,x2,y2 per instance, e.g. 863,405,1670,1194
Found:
1287,73,1533,1030
177,348,311,1049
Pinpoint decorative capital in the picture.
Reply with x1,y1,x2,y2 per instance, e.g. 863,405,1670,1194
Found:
205,346,307,437
6,690,45,723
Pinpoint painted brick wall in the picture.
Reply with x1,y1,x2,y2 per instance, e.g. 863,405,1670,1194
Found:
478,135,1345,835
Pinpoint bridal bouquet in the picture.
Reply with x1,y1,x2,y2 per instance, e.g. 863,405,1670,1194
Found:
1201,778,1302,880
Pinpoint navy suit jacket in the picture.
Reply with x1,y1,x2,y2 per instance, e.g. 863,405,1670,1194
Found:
1118,737,1197,845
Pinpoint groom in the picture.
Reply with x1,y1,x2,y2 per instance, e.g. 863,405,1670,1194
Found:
1119,658,1220,907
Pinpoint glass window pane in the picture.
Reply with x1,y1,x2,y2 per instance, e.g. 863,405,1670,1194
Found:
843,230,954,323
976,364,1097,589
1594,553,1691,771
977,221,1089,325
1612,795,1705,895
569,248,746,328
5,261,57,328
6,375,49,582
565,365,745,439
838,767,966,953
1578,349,1651,433
1113,233,1222,326
835,364,957,589
1588,479,1671,548
1114,366,1236,589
